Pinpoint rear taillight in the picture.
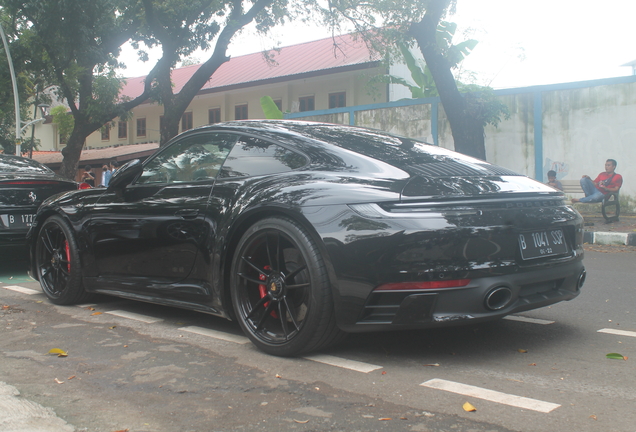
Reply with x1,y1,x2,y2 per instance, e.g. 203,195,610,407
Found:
78,182,92,189
374,279,471,291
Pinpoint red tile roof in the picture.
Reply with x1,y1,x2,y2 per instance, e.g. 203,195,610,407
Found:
121,33,379,99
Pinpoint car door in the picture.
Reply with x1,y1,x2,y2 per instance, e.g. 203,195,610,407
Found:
87,132,236,296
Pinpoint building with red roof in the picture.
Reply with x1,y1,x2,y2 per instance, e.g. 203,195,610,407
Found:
71,32,390,152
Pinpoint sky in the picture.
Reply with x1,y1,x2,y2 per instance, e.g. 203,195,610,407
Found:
119,0,636,90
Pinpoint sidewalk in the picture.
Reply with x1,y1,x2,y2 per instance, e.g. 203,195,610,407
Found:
576,208,636,246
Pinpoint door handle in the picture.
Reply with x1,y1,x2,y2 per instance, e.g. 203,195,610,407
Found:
175,209,199,219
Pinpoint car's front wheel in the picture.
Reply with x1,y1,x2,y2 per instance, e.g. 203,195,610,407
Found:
35,215,91,305
231,217,343,356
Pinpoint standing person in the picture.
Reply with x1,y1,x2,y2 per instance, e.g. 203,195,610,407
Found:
102,161,115,187
80,165,95,187
109,160,119,177
546,170,563,190
572,159,622,203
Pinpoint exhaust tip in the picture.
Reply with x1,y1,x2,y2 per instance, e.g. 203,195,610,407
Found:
577,269,586,289
484,286,513,311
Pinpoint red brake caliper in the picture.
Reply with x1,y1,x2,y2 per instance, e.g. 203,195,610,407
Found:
64,240,71,273
258,265,278,318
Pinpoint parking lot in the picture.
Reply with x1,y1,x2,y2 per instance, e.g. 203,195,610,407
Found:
1,245,635,431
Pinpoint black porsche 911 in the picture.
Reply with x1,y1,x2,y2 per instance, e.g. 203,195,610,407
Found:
0,154,77,249
27,120,585,356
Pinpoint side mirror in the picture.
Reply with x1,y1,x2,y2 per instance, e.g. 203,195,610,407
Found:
107,159,143,192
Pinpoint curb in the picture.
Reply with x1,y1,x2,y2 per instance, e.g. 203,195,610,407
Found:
583,231,636,246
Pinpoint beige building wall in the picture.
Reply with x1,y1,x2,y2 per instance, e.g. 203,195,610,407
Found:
80,67,385,149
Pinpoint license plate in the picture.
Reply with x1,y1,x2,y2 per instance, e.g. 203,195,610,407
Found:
518,229,568,260
1,213,36,229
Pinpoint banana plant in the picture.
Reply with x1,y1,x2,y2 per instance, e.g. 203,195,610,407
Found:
259,96,284,119
374,21,478,99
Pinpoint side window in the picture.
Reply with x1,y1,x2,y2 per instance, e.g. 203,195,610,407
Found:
219,136,308,178
137,133,237,185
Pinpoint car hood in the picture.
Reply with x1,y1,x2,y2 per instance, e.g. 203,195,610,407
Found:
0,172,75,183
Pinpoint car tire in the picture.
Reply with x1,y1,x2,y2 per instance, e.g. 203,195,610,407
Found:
231,217,344,357
35,215,91,305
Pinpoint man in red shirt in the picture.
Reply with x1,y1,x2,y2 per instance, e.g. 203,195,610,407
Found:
572,159,622,203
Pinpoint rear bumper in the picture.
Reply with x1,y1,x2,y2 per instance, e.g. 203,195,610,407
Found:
340,259,584,332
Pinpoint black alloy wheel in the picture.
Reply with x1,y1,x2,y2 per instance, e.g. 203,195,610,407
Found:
35,215,91,305
231,217,343,356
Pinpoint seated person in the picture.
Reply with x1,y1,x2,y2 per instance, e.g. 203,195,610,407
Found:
572,159,622,203
546,170,563,190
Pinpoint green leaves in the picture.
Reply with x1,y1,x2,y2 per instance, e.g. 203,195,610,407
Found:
259,96,284,119
606,353,628,360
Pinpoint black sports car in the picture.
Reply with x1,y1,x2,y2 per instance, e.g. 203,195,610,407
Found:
28,121,585,356
0,154,77,249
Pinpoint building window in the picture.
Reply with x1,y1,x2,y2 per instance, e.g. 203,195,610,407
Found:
235,104,248,120
299,96,315,112
101,125,110,141
181,111,193,131
329,92,346,109
208,108,221,124
118,121,127,139
274,99,283,112
136,118,146,137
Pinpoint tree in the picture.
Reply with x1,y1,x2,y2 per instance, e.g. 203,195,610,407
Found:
326,0,508,160
373,22,477,99
2,0,157,178
0,9,49,154
3,0,314,179
134,0,303,146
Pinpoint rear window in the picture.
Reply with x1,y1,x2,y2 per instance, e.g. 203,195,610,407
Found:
0,156,53,174
297,125,463,165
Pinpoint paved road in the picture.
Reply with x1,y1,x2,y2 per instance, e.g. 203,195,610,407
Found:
0,247,634,432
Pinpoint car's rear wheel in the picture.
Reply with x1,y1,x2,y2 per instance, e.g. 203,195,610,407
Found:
231,217,343,356
35,215,91,305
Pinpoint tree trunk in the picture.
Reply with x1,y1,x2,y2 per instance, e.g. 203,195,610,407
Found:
59,125,91,180
409,0,486,160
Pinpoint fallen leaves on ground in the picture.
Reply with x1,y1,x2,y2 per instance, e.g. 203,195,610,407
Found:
54,378,64,384
378,418,392,421
293,419,309,424
517,349,528,353
91,311,102,316
423,363,440,367
463,402,476,412
606,352,628,360
48,348,68,357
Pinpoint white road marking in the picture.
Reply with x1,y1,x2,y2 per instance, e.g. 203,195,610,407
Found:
503,315,555,325
420,378,560,413
303,354,383,373
598,328,636,338
179,326,250,344
3,285,41,295
104,310,163,324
